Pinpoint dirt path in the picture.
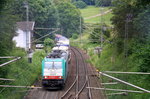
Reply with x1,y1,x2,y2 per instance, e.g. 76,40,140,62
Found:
84,9,112,20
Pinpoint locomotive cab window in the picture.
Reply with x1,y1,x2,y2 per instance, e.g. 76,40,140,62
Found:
44,62,62,69
54,62,62,69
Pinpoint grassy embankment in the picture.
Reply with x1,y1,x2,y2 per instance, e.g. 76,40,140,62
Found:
80,6,113,25
0,48,46,99
71,6,150,99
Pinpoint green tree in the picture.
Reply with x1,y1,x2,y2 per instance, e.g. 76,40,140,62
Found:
44,38,54,47
72,33,78,39
95,0,112,7
134,6,150,40
57,2,83,37
73,1,87,9
44,38,54,53
11,0,58,39
111,0,138,38
11,0,82,38
0,0,18,56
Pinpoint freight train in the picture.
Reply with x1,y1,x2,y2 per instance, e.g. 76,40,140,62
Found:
42,35,70,89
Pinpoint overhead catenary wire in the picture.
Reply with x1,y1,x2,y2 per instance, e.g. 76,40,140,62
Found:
83,25,102,39
83,25,112,43
34,27,60,30
31,29,59,43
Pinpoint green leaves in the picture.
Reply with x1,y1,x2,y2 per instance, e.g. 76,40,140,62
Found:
44,38,54,47
73,1,87,9
57,2,82,37
134,6,150,39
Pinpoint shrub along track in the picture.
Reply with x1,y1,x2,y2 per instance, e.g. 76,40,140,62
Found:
24,47,105,99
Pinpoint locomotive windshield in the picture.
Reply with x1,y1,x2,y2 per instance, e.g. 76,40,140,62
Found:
44,62,62,69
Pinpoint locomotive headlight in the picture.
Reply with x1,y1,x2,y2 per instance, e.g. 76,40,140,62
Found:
45,76,48,78
59,76,62,79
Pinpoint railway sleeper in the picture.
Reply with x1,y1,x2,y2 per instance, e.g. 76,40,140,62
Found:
78,92,89,99
62,92,75,99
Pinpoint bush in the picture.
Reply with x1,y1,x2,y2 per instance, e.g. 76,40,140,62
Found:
73,1,87,9
0,48,46,99
72,33,78,39
44,38,54,47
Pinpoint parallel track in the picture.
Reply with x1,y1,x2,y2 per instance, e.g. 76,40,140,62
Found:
61,47,91,99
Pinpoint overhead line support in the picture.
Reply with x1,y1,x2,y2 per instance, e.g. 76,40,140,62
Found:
99,72,150,93
103,71,150,75
0,57,21,67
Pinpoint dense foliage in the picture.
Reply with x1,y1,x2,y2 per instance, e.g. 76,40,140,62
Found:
73,1,87,9
0,0,18,57
0,49,46,99
57,2,82,37
72,0,95,5
72,0,150,99
89,24,110,43
110,0,150,73
95,0,112,7
0,0,81,98
44,38,54,47
111,0,150,39
11,0,82,38
71,0,112,6
72,33,78,39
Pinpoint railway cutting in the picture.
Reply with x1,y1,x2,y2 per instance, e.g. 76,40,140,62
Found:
24,47,106,99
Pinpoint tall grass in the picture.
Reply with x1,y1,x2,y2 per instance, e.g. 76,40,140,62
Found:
0,48,46,99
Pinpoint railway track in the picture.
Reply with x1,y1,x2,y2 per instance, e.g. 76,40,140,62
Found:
24,47,105,99
60,47,90,99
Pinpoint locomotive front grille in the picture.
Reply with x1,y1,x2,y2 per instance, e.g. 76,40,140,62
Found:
42,79,64,87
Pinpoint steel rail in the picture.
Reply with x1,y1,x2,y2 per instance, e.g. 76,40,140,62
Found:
88,63,106,99
61,47,92,99
60,48,79,99
87,75,92,99
61,77,78,98
73,47,91,99
75,76,88,99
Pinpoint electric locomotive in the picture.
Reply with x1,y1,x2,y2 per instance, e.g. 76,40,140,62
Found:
42,35,70,89
42,51,68,89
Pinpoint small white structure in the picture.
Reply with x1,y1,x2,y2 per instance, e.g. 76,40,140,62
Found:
13,21,35,51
